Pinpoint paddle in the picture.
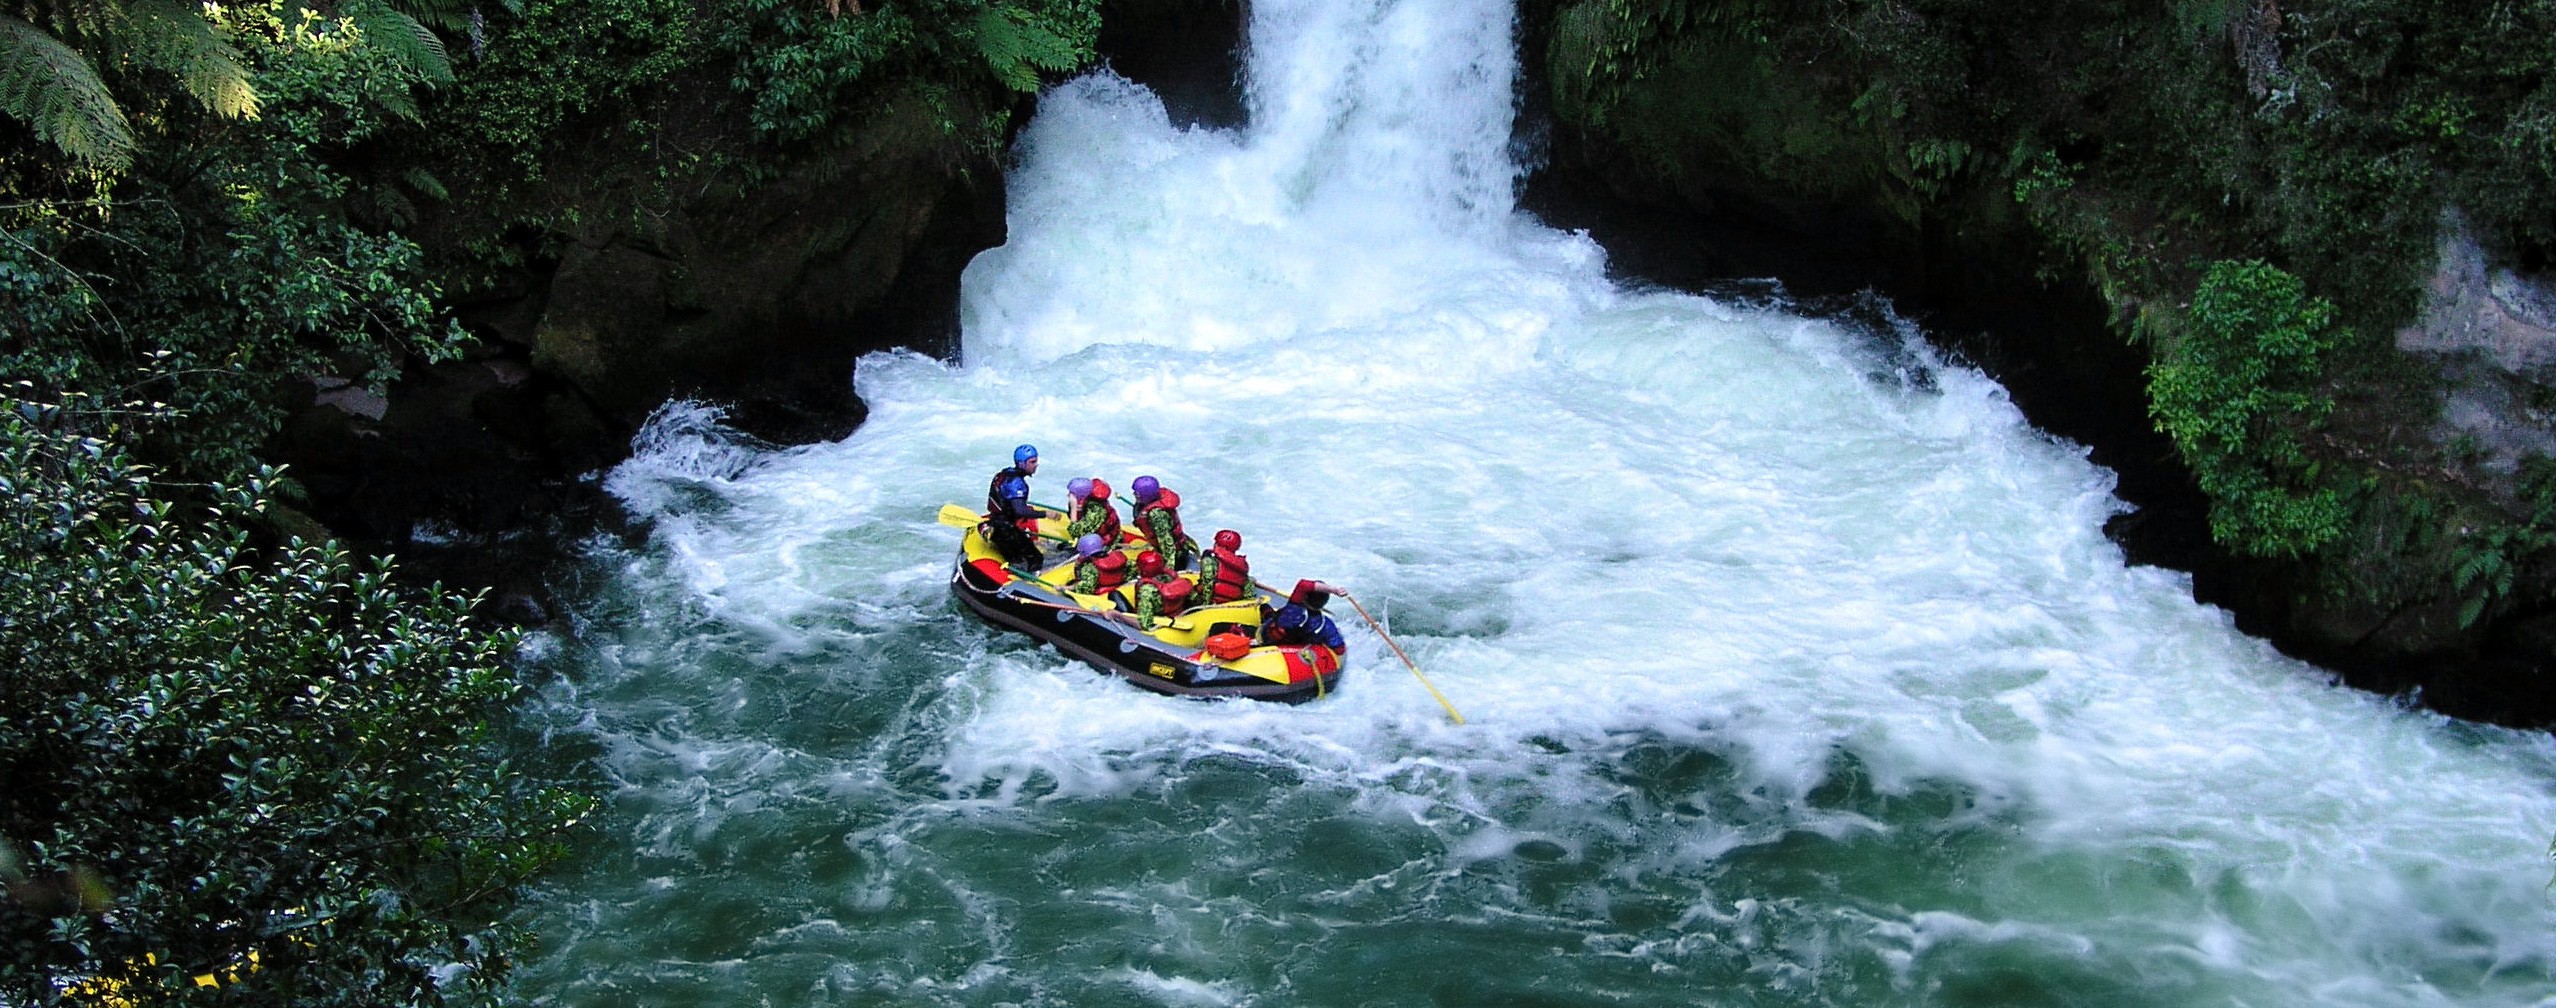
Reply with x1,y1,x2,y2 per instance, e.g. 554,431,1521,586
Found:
937,503,1076,544
1340,592,1465,725
1258,578,1464,724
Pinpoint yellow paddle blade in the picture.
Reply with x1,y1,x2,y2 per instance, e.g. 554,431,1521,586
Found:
937,503,983,528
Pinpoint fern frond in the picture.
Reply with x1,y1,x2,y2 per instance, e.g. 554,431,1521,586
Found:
349,6,454,88
973,5,1078,93
401,165,447,201
18,0,121,46
0,13,133,169
378,0,474,31
121,0,259,119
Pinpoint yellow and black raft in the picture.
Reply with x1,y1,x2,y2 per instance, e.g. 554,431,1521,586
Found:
943,505,1345,702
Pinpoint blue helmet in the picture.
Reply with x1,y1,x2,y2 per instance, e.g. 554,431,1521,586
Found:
1131,475,1160,502
1013,444,1038,466
1076,533,1105,557
1067,477,1094,500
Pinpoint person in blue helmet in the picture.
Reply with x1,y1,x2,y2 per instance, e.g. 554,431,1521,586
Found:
984,444,1044,571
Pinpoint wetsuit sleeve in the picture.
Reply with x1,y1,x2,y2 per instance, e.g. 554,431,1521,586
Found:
1135,583,1162,628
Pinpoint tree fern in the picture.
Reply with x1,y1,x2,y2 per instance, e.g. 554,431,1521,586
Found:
378,0,471,31
0,12,132,168
11,0,120,46
119,0,259,118
348,3,454,90
972,4,1079,93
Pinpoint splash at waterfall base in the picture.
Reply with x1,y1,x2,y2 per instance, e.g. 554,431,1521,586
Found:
951,511,1346,702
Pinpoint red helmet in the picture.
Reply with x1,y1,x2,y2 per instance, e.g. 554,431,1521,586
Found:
1087,478,1111,501
1137,551,1166,576
1214,529,1240,551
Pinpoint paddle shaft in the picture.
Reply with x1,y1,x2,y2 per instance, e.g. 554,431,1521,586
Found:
1339,593,1464,725
1253,578,1462,725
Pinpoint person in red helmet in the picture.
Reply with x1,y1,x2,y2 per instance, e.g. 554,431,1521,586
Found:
1198,529,1251,604
1287,578,1341,614
1066,477,1122,548
1129,474,1197,569
1131,549,1196,630
1265,593,1344,656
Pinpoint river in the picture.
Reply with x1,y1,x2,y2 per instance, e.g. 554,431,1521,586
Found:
508,0,2556,1003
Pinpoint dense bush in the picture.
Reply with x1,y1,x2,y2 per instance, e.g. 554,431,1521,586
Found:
0,393,590,1006
2147,260,2348,557
1,0,471,481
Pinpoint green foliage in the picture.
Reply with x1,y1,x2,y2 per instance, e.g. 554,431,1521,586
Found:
973,2,1088,93
1547,0,1778,127
0,12,134,169
2147,259,2349,557
0,0,262,171
715,0,1098,144
1,0,470,480
429,0,698,179
120,0,264,118
0,392,591,1006
2448,459,2556,626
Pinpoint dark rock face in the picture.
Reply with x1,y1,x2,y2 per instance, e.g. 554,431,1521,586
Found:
271,86,1013,622
1097,0,1247,130
524,91,1004,437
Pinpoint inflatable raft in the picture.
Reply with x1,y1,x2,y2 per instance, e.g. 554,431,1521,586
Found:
948,510,1345,703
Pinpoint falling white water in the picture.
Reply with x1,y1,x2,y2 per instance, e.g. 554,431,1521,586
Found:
520,0,2556,1004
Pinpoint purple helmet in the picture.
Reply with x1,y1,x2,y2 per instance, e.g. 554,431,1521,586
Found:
1076,533,1105,557
1067,477,1094,500
1132,475,1160,502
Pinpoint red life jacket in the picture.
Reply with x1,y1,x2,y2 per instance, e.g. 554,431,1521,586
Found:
1156,575,1195,615
1089,551,1129,591
1090,502,1122,544
1206,546,1250,603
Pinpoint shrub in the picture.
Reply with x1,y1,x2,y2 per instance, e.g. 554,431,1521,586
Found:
0,393,589,1006
2147,259,2350,557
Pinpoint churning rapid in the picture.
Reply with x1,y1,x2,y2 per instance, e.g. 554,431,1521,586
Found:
512,0,2556,1003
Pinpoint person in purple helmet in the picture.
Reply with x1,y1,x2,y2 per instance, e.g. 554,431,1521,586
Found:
1070,533,1130,595
1065,476,1122,548
1129,474,1197,569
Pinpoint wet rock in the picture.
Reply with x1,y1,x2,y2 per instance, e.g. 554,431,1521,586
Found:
526,87,1005,435
2397,212,2556,477
273,80,1015,627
